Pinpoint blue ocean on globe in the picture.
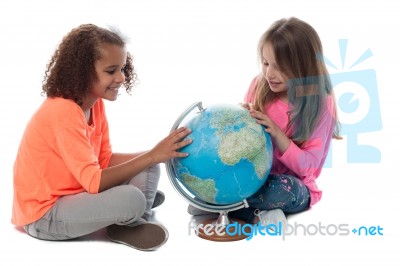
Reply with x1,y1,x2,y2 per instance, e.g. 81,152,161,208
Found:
171,104,273,205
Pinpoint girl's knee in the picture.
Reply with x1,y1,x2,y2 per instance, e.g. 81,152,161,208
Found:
119,186,146,219
149,164,161,179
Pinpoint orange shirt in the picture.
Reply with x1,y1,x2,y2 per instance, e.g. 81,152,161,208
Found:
12,97,112,226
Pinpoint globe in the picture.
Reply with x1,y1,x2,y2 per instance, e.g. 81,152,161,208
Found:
168,103,273,206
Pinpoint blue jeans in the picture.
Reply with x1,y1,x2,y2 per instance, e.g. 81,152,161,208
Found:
230,174,310,223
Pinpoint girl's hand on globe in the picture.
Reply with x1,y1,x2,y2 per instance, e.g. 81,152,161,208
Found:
249,109,291,154
239,102,253,110
148,127,192,163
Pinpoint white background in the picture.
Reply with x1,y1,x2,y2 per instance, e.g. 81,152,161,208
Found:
1,0,399,265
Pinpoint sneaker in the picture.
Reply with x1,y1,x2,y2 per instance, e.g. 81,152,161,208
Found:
107,222,169,251
151,190,165,209
255,209,287,232
187,204,214,216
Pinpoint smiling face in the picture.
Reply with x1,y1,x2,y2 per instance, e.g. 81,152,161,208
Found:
261,42,288,100
87,44,128,104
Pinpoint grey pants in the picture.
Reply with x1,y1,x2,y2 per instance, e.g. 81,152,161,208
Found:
24,164,160,240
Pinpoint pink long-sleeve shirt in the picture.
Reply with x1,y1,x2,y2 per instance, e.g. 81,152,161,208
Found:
244,77,336,207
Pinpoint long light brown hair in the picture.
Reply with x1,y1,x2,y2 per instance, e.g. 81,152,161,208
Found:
253,17,340,145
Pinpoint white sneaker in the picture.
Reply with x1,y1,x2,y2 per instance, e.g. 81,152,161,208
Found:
255,209,287,233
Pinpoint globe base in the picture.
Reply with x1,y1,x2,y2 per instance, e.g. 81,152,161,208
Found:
196,217,251,242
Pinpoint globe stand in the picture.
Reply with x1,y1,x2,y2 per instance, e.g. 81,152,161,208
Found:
195,211,251,242
166,102,253,242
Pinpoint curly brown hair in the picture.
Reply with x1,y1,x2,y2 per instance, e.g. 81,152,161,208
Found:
42,24,137,105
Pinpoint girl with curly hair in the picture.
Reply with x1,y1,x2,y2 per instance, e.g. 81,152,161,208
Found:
12,24,191,251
